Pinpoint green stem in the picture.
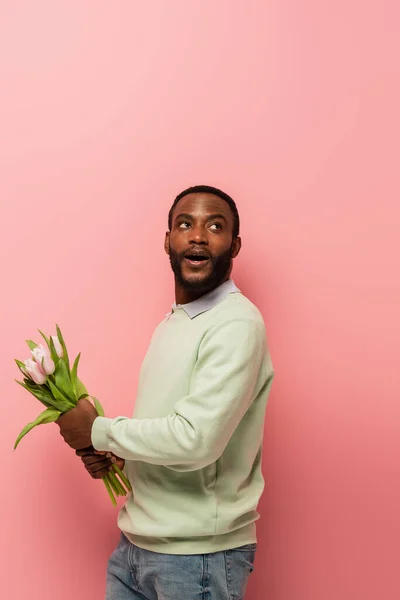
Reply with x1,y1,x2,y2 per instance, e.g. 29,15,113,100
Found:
112,464,132,492
115,476,127,496
109,470,125,496
103,475,117,506
108,471,122,497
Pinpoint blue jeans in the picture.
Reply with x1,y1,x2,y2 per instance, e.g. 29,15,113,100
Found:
106,533,256,600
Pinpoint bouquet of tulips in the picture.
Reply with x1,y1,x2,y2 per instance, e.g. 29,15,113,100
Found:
14,325,131,506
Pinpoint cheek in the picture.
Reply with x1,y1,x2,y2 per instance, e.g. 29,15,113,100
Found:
212,237,233,253
169,232,188,251
168,231,181,244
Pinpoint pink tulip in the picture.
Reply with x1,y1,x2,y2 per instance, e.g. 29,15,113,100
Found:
51,336,64,358
31,344,55,375
23,358,47,385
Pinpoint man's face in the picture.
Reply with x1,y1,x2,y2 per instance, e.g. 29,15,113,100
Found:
165,193,241,294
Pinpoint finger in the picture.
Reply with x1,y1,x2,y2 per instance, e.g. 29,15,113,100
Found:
85,461,112,475
86,464,112,476
86,467,109,480
81,453,111,463
76,448,110,458
76,447,95,457
82,457,111,469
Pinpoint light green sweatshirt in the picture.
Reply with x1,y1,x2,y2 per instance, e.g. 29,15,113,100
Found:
92,281,274,554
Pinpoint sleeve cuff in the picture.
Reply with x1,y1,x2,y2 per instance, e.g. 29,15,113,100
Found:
91,416,113,451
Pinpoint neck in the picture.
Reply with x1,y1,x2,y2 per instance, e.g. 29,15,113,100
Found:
175,275,230,305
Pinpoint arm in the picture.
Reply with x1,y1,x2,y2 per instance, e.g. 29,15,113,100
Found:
91,318,267,470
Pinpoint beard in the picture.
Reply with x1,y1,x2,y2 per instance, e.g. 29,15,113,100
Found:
169,245,233,295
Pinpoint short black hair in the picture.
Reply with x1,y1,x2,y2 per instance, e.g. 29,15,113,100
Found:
168,185,240,238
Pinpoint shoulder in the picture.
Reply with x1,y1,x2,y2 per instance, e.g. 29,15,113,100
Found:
202,292,266,341
212,292,265,327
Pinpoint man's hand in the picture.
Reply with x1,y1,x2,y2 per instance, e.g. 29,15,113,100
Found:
76,447,125,479
57,398,98,450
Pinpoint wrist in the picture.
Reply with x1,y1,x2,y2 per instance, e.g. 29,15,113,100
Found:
91,416,112,452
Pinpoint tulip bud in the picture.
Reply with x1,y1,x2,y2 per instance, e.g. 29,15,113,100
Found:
51,336,64,358
23,358,47,385
31,344,55,375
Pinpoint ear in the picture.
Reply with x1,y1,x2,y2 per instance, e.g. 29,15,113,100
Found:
164,231,170,255
231,236,242,258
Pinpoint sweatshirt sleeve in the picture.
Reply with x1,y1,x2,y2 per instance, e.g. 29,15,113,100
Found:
91,318,267,470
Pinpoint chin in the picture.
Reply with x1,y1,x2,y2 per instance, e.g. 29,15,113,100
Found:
181,274,212,290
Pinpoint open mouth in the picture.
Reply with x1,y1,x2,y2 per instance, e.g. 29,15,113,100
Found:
183,253,211,267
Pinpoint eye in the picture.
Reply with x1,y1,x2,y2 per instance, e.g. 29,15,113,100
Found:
210,223,222,231
178,221,191,229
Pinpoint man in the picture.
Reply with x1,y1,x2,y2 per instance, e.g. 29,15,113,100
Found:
58,185,274,600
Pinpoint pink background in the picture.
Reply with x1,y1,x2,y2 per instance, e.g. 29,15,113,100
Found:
1,1,399,599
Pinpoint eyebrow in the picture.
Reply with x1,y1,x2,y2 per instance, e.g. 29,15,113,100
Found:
174,212,228,223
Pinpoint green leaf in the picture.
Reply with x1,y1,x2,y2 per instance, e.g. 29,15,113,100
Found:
54,359,75,403
14,407,62,449
91,396,105,417
15,379,53,408
16,378,67,412
76,377,88,400
26,340,37,351
55,324,70,372
23,378,52,399
48,336,60,366
15,360,27,377
70,353,81,401
47,379,75,412
38,330,51,350
17,364,27,377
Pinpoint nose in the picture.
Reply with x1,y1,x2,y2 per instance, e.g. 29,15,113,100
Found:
189,225,208,245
